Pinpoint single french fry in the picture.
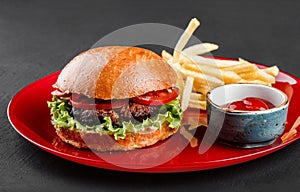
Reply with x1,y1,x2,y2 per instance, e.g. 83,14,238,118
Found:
190,92,206,101
222,63,257,74
191,77,220,88
181,76,194,111
190,137,198,148
238,71,257,80
281,116,300,143
189,99,207,110
224,65,257,74
179,67,224,87
173,18,200,61
222,72,243,84
281,130,297,143
182,55,240,68
161,50,173,61
261,66,279,76
162,50,182,71
238,79,271,86
182,43,219,56
165,60,182,72
176,70,185,101
180,126,198,148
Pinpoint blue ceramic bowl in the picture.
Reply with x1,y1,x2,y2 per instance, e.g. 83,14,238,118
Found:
206,84,289,148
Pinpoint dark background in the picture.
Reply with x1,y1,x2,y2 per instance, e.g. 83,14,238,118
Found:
1,0,300,191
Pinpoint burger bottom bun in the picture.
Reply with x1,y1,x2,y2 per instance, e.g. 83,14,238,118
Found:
56,122,178,151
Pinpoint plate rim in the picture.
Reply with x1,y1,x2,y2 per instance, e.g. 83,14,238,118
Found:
7,59,300,173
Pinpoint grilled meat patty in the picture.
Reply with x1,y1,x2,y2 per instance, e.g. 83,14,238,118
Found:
71,101,161,127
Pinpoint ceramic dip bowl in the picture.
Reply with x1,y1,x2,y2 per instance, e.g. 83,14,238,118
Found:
206,84,289,148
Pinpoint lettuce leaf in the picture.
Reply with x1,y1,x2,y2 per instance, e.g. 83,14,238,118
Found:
47,96,182,140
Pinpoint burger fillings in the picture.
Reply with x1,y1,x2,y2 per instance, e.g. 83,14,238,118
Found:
47,46,182,151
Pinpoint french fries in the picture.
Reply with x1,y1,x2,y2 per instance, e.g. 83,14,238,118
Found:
281,116,300,143
182,63,242,84
182,43,219,56
190,92,205,101
162,18,279,111
188,99,207,110
163,18,280,147
179,67,224,87
173,18,200,61
262,66,279,76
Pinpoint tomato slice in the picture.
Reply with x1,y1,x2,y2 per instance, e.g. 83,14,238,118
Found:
70,94,126,110
130,87,179,106
226,97,270,111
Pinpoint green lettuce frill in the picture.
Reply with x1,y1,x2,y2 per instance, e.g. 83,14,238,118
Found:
47,96,182,140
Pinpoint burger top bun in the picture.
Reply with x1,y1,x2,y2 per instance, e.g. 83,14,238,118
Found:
55,46,177,100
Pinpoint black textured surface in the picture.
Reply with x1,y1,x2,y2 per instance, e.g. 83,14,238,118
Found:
1,0,300,191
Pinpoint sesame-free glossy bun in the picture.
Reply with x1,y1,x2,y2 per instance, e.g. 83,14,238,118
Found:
55,46,177,99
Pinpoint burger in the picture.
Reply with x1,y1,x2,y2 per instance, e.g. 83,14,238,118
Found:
47,46,182,151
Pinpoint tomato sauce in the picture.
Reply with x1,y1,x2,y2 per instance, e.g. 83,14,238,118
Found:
224,97,275,111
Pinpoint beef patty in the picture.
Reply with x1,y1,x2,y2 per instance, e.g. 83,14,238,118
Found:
71,101,161,127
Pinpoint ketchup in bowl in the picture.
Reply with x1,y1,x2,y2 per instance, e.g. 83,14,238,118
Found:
207,84,289,148
225,97,275,111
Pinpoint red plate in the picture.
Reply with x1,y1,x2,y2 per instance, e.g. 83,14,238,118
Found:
7,58,300,173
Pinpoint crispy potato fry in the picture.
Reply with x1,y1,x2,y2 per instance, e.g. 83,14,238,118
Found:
181,55,240,68
189,137,198,148
181,76,194,111
190,92,205,101
239,70,276,84
173,18,200,61
161,18,280,113
281,116,300,143
281,129,297,143
222,65,257,74
238,58,276,84
222,62,257,74
180,126,198,148
261,66,279,76
162,50,173,61
176,70,185,100
238,71,258,80
189,99,207,110
182,63,242,84
238,79,271,86
163,18,281,146
192,80,215,95
179,67,224,87
182,43,219,56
